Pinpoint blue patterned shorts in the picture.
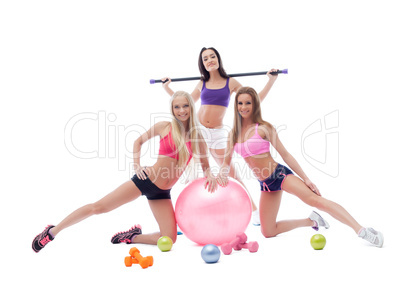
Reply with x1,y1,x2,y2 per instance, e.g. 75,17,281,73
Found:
259,164,293,192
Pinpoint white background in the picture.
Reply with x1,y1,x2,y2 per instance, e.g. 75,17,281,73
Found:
1,1,401,287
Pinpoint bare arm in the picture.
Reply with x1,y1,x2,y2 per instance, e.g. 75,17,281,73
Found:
230,69,277,102
133,121,170,179
197,133,217,192
258,68,279,102
267,125,321,195
216,133,235,187
161,78,174,96
229,77,243,95
161,78,201,104
190,81,202,103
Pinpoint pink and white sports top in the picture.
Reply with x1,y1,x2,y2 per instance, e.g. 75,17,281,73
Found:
234,123,270,158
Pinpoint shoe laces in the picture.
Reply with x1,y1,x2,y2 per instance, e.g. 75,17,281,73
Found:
362,228,378,244
112,225,141,237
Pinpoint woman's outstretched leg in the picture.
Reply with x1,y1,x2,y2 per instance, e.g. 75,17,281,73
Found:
282,175,383,247
32,181,141,252
282,175,362,233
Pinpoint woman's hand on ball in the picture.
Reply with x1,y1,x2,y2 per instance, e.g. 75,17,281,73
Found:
217,169,229,187
204,175,218,193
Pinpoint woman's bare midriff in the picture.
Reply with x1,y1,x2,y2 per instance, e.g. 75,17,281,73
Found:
198,105,227,128
244,153,279,181
145,157,185,190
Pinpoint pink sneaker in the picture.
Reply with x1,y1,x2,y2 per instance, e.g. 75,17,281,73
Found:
32,225,55,253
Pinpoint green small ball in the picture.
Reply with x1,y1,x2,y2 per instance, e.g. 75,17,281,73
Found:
157,236,173,252
310,234,326,250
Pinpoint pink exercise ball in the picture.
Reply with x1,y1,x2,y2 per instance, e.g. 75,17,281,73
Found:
175,178,252,246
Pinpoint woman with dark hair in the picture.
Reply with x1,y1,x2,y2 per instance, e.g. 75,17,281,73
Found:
162,47,279,225
217,86,384,247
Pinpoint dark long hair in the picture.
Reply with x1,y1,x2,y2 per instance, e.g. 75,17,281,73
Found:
198,47,229,82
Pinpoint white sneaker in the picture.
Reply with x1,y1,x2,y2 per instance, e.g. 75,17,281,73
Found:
309,211,330,231
252,210,261,226
358,227,384,248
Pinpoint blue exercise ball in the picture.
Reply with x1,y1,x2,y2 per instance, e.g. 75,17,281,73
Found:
201,244,221,264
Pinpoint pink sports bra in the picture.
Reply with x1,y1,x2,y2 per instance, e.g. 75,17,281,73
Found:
234,123,270,158
159,127,192,164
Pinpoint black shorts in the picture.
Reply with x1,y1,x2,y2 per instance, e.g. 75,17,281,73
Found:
259,164,294,192
131,173,171,200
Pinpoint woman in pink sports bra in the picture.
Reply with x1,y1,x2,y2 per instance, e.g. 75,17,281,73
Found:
162,47,279,225
217,87,383,247
32,91,217,253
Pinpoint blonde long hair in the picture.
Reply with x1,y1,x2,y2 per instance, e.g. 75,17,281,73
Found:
230,86,273,148
170,91,200,168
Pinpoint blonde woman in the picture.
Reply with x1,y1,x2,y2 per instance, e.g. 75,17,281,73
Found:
162,47,279,225
32,91,217,253
217,87,383,247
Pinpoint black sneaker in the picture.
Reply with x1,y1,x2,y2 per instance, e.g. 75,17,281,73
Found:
32,225,55,253
111,224,142,244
